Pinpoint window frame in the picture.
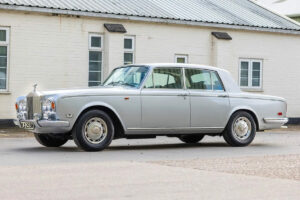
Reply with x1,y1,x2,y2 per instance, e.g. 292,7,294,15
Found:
175,54,188,64
239,58,263,90
0,27,9,92
184,68,225,92
88,33,103,87
89,33,103,51
124,36,135,65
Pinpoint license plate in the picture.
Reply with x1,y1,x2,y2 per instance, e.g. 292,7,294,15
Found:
20,122,35,130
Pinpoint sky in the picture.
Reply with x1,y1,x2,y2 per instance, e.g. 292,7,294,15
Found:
256,0,300,16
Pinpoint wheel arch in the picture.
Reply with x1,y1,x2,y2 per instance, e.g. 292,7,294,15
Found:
228,108,260,131
73,103,126,139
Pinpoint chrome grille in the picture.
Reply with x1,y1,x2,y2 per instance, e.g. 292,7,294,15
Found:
27,96,33,119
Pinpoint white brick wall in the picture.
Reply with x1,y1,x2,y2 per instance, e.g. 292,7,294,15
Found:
0,10,300,118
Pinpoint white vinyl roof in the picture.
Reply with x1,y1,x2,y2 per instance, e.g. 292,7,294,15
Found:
0,0,300,33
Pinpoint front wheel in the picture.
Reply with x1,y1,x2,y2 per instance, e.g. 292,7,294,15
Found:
72,110,114,152
223,111,256,147
34,133,68,147
179,135,205,144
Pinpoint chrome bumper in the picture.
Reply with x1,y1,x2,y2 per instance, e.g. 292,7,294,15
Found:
263,118,289,124
14,119,70,134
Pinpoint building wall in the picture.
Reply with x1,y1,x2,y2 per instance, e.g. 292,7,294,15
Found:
0,10,300,119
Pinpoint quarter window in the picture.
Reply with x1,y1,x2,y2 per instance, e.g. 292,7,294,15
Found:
0,28,9,91
185,69,224,91
144,68,183,89
124,36,135,65
239,59,262,88
88,34,103,87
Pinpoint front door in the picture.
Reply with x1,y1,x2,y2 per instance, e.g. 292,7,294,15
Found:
140,67,190,131
185,68,230,130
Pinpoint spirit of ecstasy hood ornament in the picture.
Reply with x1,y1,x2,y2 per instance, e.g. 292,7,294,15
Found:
33,84,38,92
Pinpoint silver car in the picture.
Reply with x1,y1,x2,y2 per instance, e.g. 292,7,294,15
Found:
14,64,288,151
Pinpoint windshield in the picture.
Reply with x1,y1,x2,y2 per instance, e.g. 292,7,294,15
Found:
103,66,149,88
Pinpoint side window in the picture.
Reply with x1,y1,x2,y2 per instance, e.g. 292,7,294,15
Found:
211,71,224,91
185,69,212,90
144,68,183,89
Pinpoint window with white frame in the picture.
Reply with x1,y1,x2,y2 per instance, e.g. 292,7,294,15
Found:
239,59,262,89
0,27,9,91
175,54,188,64
88,34,103,87
124,36,135,65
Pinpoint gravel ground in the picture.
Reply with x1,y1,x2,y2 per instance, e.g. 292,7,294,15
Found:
151,154,300,181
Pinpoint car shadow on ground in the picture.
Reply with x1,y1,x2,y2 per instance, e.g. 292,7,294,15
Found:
11,142,275,153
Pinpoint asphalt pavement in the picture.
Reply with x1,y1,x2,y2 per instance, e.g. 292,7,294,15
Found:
0,128,299,200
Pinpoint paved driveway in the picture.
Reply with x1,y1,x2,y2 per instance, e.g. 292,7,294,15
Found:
0,129,299,200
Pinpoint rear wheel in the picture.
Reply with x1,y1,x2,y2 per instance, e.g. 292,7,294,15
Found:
223,111,256,147
72,110,114,152
34,133,68,147
179,135,205,144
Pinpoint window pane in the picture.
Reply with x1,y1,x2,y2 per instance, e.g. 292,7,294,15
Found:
91,36,101,48
211,71,224,91
124,38,133,49
240,61,249,87
0,46,7,56
252,62,261,71
0,57,7,67
0,30,6,42
176,57,186,63
240,77,248,87
89,61,101,71
124,53,133,65
144,74,154,88
153,68,182,89
89,51,102,61
0,78,6,89
185,69,212,90
252,78,260,87
89,72,101,82
89,81,101,87
0,68,6,79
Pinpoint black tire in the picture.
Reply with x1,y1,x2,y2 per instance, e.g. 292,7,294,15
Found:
34,133,68,147
179,135,205,144
223,111,256,147
72,110,114,152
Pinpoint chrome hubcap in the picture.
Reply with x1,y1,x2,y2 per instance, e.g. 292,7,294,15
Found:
84,117,108,144
233,117,252,140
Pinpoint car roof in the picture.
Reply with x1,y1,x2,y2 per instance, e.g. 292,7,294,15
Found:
128,63,227,73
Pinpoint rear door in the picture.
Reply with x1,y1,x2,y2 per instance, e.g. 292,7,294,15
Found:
185,68,230,129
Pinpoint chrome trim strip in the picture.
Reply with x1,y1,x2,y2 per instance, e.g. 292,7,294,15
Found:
127,127,224,130
264,118,288,124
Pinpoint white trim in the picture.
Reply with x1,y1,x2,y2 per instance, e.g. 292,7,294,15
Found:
88,33,103,86
0,27,9,92
89,33,103,51
239,58,263,90
124,36,135,65
175,54,188,64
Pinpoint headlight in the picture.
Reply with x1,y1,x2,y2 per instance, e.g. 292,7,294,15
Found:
42,97,56,120
16,98,27,112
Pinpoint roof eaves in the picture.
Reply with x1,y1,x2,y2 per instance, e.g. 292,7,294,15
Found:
0,3,300,35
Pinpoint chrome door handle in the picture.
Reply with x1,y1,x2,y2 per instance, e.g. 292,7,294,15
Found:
177,94,188,97
218,94,228,98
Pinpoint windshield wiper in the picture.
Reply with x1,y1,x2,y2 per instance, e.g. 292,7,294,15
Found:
106,81,136,87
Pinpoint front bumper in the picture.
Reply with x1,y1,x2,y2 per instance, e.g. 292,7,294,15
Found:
14,119,70,134
263,118,289,124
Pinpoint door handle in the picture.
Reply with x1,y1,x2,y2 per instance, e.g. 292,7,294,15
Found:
218,94,228,98
177,94,188,97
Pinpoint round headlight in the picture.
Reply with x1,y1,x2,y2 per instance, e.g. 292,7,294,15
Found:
18,101,27,111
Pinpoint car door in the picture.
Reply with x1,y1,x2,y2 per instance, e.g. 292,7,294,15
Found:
140,67,190,132
185,68,230,131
